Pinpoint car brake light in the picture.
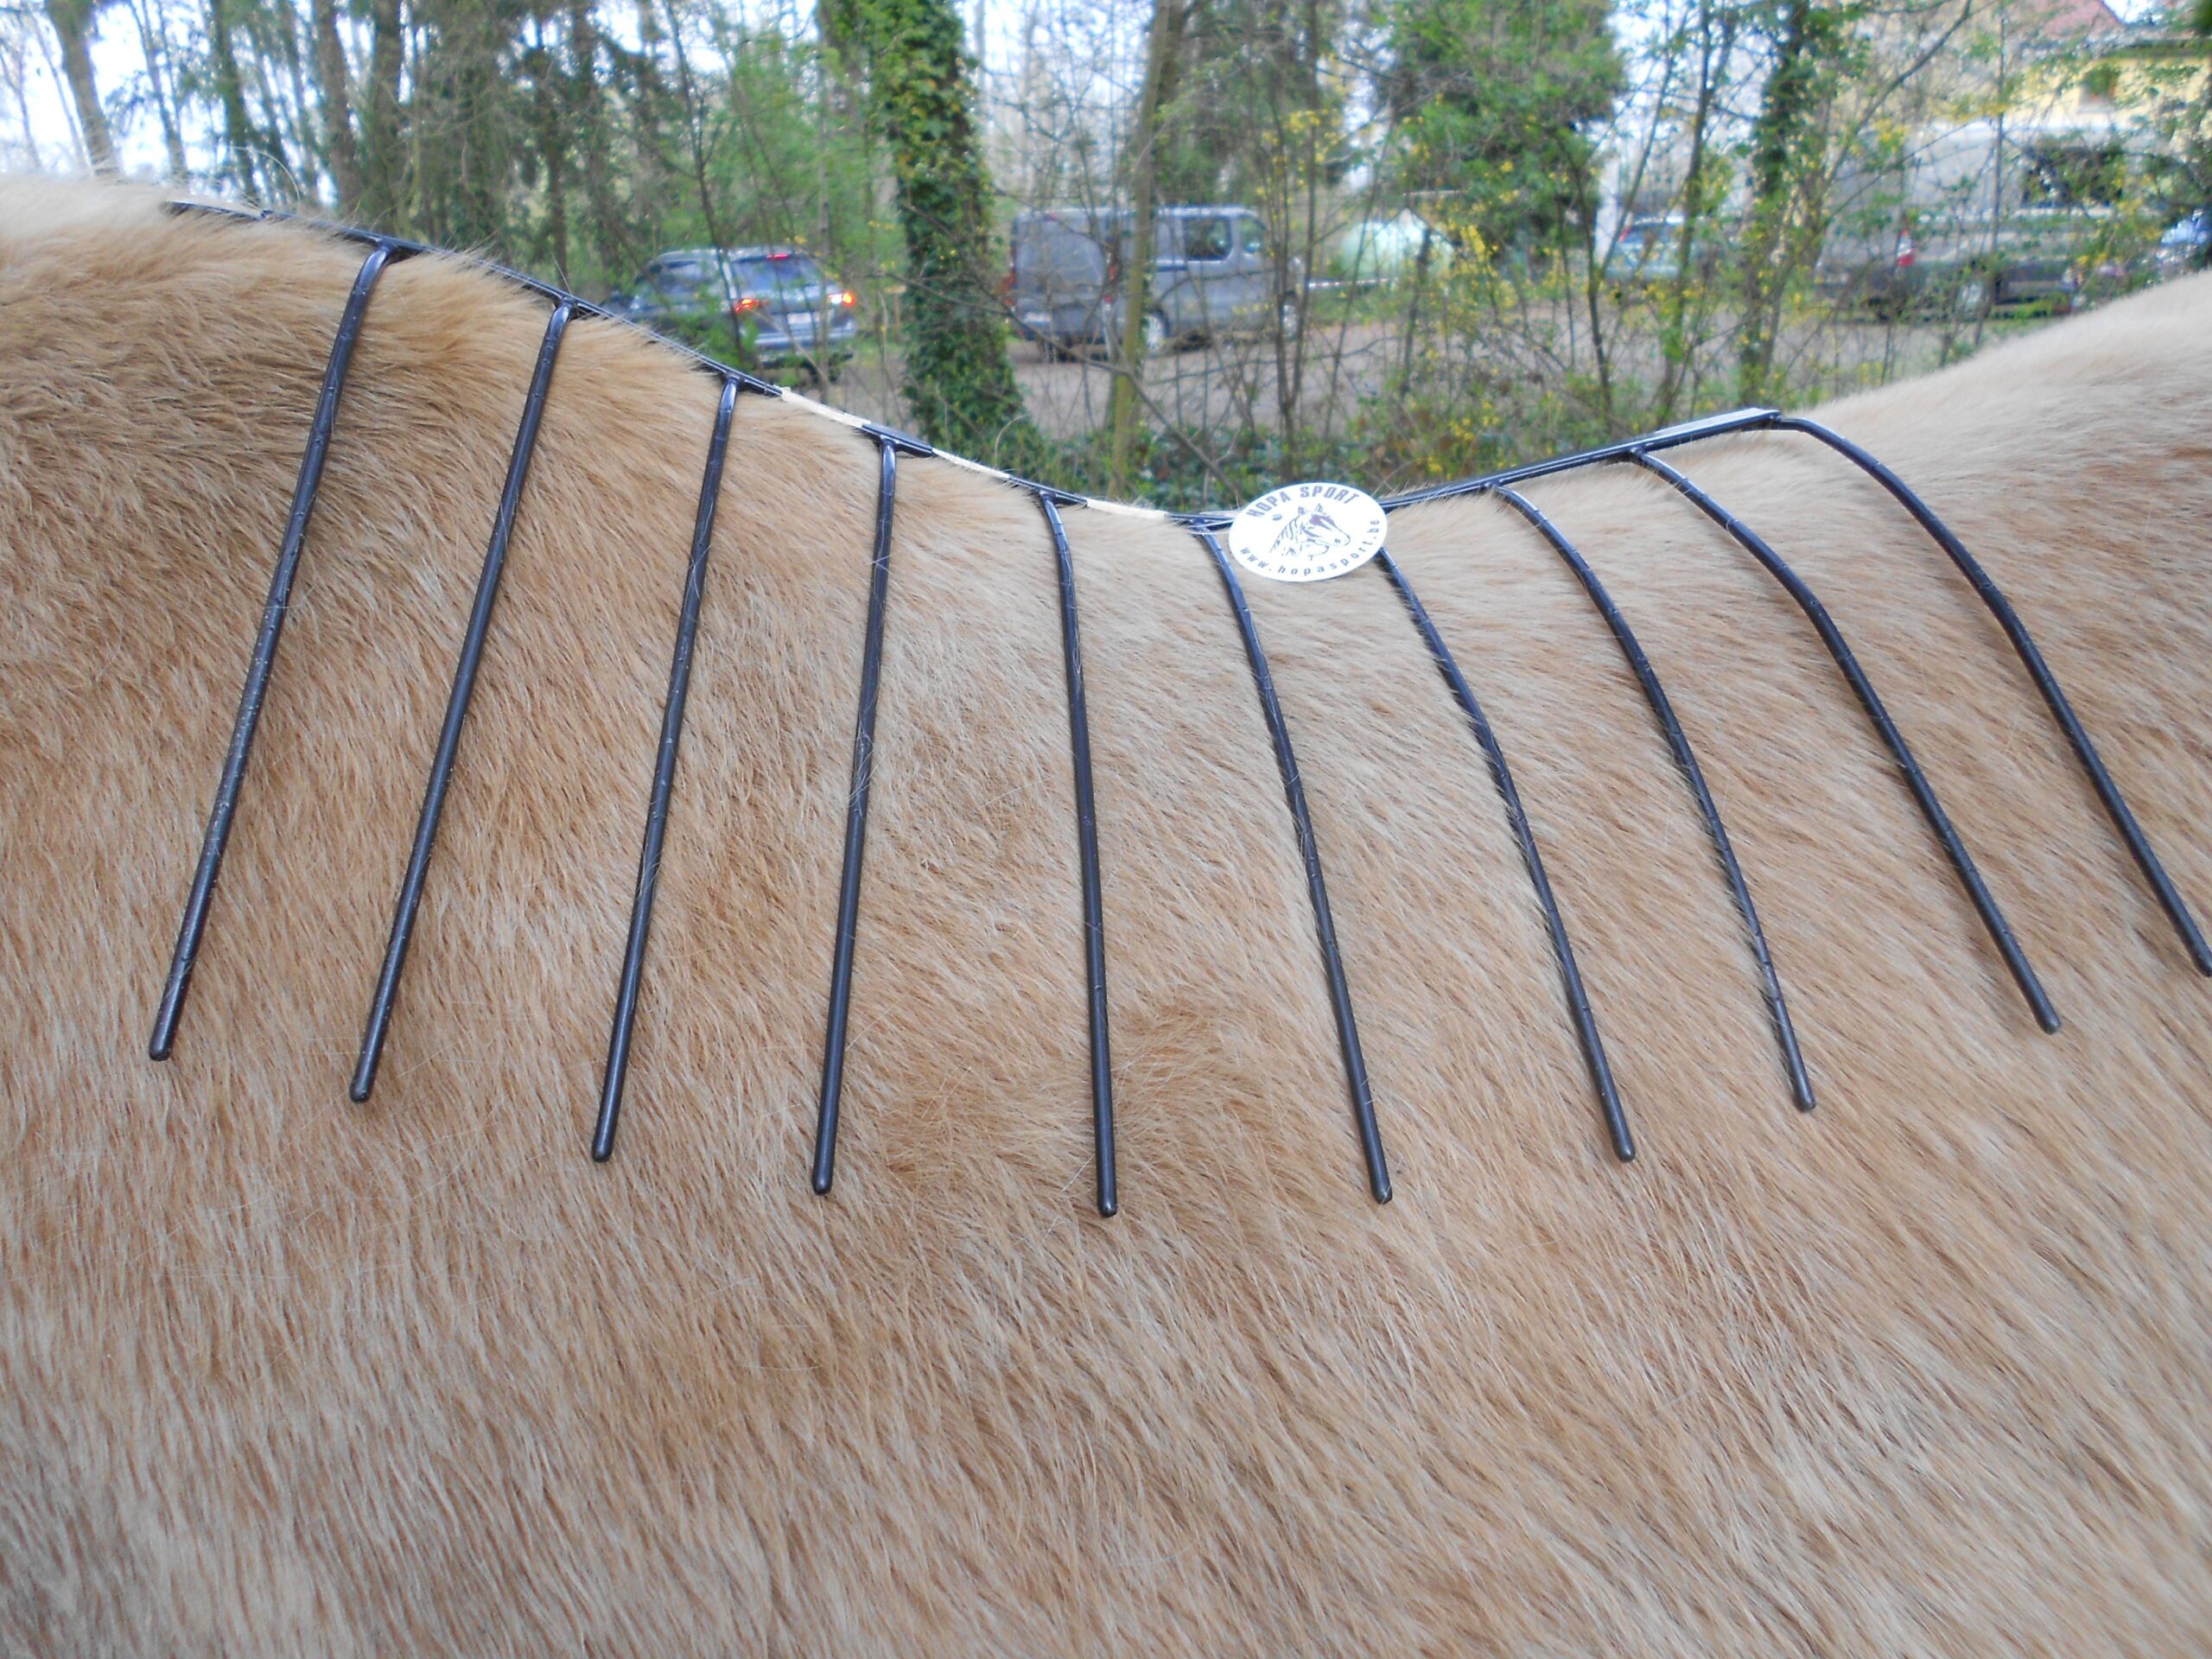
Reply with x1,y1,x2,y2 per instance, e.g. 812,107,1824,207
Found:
830,289,856,307
731,296,763,314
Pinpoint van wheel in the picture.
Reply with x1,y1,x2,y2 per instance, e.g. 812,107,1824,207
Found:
1107,308,1170,356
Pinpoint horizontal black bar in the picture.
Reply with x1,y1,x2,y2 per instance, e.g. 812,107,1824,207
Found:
1012,477,1089,508
167,200,780,399
860,423,933,458
1381,408,1782,512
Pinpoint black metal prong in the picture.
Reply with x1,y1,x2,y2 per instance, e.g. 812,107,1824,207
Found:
1197,530,1391,1201
810,436,901,1196
1497,487,1815,1112
1773,414,2211,978
350,300,575,1103
149,240,396,1061
1630,448,2060,1034
589,376,742,1162
1039,494,1119,1217
1378,550,1637,1162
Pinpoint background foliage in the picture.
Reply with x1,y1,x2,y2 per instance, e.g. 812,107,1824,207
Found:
3,0,2207,505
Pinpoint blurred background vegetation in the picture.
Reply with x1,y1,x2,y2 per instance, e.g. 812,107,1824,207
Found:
4,0,2208,506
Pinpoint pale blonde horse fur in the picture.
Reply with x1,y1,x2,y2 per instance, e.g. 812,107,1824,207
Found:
4,175,2210,1654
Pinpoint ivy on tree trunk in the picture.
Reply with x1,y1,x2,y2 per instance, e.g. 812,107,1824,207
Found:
830,0,1033,464
1737,0,1841,404
46,0,118,171
1109,0,1184,496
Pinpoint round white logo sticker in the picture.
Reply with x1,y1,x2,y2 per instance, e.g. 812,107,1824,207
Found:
1225,481,1388,583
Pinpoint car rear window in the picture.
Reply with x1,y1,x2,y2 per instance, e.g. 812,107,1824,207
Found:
732,254,825,294
651,257,715,293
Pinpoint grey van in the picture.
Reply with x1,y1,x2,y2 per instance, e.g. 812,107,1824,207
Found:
1009,205,1287,356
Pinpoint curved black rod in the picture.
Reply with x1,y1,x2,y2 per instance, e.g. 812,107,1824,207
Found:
1196,531,1392,1202
1496,488,1815,1111
150,239,399,1061
351,300,575,1101
589,376,742,1161
1039,494,1120,1217
810,436,901,1195
1772,413,2210,977
1630,448,2060,1033
1377,550,1637,1162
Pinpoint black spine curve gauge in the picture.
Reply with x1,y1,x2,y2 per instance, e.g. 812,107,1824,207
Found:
1197,529,1392,1202
149,239,397,1060
590,375,742,1161
145,205,2206,1201
1630,448,2060,1033
1496,486,1814,1111
1377,549,1637,1162
1773,413,2211,977
810,435,902,1194
1038,493,1120,1217
351,300,575,1102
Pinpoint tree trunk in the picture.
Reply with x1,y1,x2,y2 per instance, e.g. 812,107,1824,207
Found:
125,0,190,179
566,0,629,276
312,0,363,213
43,0,117,173
621,0,677,247
658,0,748,361
846,0,1032,461
1108,0,1183,495
258,0,316,194
207,0,264,197
1737,0,1824,404
530,20,570,284
1656,0,1729,423
359,0,405,225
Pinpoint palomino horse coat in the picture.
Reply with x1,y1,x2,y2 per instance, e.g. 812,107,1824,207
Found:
3,175,2210,1653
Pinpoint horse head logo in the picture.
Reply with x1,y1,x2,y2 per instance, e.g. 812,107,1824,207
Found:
1270,502,1353,563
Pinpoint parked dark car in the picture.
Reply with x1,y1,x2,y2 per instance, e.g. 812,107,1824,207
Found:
1819,212,2087,319
1008,205,1294,357
609,246,858,377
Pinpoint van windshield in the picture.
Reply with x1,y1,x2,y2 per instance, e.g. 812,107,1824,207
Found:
1182,217,1231,261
